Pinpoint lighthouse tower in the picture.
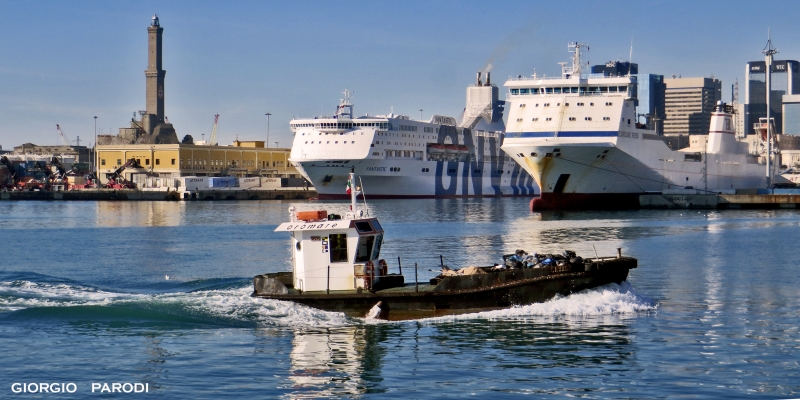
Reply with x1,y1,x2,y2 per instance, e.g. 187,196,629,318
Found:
140,14,178,144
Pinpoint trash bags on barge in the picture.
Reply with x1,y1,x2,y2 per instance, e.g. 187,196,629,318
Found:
501,249,583,270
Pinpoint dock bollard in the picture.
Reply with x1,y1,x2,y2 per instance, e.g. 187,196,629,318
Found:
415,262,419,293
617,248,622,258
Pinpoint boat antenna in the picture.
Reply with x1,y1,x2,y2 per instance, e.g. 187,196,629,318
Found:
359,176,369,217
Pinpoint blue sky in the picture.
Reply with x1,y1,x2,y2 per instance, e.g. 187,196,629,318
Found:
1,0,799,149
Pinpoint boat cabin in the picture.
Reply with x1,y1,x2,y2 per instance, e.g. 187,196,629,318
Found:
274,207,387,292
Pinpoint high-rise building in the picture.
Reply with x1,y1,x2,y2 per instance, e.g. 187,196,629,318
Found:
745,60,800,136
663,77,721,136
591,62,664,133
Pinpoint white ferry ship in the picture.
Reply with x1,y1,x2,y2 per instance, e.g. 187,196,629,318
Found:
501,43,774,210
288,78,535,199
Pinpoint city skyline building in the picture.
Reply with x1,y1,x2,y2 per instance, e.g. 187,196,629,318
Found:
663,77,721,136
745,59,800,136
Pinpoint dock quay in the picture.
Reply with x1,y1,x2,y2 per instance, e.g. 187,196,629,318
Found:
0,188,317,202
640,189,800,209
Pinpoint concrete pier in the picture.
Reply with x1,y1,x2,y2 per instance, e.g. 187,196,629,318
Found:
0,188,317,202
640,189,800,209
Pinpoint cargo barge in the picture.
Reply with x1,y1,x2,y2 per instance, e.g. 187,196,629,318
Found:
252,171,637,320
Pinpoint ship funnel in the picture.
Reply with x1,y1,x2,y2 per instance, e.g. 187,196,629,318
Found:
707,101,736,154
486,71,491,86
476,72,482,86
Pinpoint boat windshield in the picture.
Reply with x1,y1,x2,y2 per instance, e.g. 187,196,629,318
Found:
370,234,383,260
354,235,375,262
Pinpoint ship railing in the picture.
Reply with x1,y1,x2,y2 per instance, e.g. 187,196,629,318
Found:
508,73,617,81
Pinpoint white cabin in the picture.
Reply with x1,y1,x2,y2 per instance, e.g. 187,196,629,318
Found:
274,207,387,293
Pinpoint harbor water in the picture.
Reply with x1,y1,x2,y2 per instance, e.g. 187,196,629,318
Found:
1,199,799,398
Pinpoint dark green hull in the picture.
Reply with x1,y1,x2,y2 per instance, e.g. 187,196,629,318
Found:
253,257,636,320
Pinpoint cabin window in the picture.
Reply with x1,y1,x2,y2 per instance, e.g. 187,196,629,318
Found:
371,234,383,259
355,221,373,233
329,234,348,263
371,220,383,232
355,235,376,262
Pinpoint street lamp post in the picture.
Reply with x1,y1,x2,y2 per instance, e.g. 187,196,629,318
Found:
419,109,424,121
275,141,279,149
93,116,98,184
265,113,272,148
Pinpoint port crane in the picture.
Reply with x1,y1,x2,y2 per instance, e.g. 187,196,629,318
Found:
105,158,142,189
210,114,219,145
56,124,71,146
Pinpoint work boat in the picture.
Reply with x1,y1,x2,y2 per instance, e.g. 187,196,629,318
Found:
252,171,637,320
501,43,772,210
288,76,536,199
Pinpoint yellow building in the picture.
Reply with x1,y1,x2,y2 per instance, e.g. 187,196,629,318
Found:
96,141,297,184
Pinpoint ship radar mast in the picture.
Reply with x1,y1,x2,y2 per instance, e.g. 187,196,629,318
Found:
563,42,589,79
336,89,354,119
762,32,778,188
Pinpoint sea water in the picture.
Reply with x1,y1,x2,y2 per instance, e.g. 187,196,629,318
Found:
1,199,799,398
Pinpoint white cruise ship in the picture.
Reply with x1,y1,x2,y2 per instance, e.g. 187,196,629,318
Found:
501,43,774,210
289,78,535,199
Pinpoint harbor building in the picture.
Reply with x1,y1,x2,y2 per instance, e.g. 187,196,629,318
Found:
745,60,800,136
95,141,300,185
663,77,721,136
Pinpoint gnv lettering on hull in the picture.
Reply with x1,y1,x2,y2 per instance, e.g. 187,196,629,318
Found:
366,167,386,171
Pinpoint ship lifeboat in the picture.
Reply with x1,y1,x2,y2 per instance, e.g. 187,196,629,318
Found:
427,143,445,153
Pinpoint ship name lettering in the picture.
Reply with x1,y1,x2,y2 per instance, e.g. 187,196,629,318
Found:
366,167,386,171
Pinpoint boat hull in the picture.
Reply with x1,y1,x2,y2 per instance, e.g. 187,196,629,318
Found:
253,257,636,320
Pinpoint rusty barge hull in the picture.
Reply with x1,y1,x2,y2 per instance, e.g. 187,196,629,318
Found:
253,257,636,320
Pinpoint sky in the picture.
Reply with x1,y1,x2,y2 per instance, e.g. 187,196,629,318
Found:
1,0,799,149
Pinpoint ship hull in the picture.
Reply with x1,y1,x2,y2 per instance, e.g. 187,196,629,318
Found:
503,137,767,210
254,257,636,320
295,158,537,199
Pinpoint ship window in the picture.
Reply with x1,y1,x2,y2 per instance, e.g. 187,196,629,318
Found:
546,117,552,121
618,86,627,92
371,220,383,232
608,86,617,93
520,89,529,94
585,117,592,121
545,88,554,94
603,117,610,121
568,117,576,121
370,234,383,259
329,234,348,263
511,89,519,95
553,88,562,94
355,235,376,262
355,221,373,233
571,87,579,93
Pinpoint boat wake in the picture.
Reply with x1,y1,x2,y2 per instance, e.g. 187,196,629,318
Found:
0,279,349,329
415,281,656,325
1,278,653,329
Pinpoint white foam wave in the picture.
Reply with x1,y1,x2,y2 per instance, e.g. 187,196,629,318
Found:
419,282,656,324
0,280,350,328
0,280,141,311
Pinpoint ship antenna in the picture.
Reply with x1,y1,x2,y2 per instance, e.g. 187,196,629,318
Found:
628,37,633,77
359,176,369,217
566,42,588,78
